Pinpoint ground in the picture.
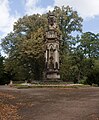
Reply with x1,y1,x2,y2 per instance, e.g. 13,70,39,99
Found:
0,86,99,120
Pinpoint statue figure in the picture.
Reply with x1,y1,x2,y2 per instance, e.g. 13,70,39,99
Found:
48,11,57,30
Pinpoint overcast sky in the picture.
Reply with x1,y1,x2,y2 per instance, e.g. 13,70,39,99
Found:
0,0,99,42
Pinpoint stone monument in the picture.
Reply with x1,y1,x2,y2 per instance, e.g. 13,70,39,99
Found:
44,11,61,81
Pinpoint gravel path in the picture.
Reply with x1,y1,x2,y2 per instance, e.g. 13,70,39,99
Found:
0,86,99,120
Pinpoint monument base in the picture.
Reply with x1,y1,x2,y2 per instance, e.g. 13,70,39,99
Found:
45,70,60,81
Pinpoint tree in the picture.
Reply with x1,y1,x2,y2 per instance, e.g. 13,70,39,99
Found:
86,60,99,86
0,54,4,84
1,6,83,81
51,6,83,54
78,32,99,59
53,6,83,82
0,54,10,84
60,31,99,83
1,14,47,81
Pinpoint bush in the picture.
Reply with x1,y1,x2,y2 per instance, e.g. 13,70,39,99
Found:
79,78,87,85
86,60,99,86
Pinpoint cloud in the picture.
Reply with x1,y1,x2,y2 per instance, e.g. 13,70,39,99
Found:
0,0,20,38
1,0,98,39
24,0,99,19
54,0,99,19
25,0,54,15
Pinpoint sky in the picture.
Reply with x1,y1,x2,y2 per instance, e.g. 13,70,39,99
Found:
0,0,99,53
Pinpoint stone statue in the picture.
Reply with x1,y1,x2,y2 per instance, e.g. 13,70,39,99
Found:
44,11,61,81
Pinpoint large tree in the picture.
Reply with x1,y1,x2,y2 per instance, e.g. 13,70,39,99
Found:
1,6,83,81
53,6,83,53
1,15,47,81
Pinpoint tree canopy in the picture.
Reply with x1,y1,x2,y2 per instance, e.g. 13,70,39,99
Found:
0,6,99,85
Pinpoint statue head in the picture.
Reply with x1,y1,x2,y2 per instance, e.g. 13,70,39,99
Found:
48,11,56,27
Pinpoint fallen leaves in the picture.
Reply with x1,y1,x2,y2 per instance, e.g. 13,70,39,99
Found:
0,92,22,120
0,92,15,99
0,104,21,120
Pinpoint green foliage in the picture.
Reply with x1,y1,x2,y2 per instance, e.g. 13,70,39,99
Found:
0,54,4,83
54,6,83,37
1,14,47,81
0,54,10,84
86,60,99,86
60,54,72,81
54,6,83,53
78,32,99,59
1,6,83,82
1,6,99,86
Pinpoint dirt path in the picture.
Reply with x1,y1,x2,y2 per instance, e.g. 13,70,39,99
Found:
0,86,99,120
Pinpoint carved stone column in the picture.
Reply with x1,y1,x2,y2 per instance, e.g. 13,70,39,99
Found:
44,11,61,81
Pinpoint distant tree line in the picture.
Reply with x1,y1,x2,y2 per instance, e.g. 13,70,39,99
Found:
0,6,99,85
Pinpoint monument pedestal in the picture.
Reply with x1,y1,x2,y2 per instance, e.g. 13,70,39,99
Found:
45,70,60,82
47,70,60,79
